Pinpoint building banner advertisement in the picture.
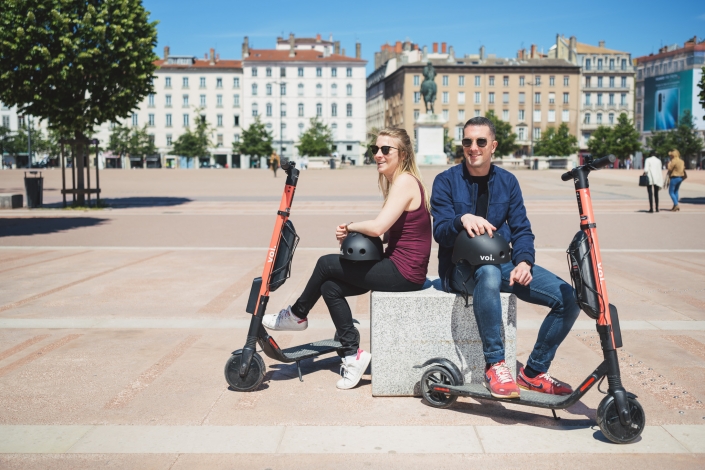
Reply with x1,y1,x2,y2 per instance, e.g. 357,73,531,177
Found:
643,69,705,132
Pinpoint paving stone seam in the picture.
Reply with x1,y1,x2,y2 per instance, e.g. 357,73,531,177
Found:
0,334,82,378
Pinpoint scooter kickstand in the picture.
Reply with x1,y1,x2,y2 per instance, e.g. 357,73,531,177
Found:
551,409,560,421
296,361,303,382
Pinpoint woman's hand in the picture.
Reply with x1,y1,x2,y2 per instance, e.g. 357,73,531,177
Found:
336,223,349,243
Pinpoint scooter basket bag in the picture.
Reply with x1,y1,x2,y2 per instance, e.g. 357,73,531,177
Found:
269,220,299,292
566,230,602,319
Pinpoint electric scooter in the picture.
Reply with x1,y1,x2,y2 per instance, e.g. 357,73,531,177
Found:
418,154,646,444
224,160,346,391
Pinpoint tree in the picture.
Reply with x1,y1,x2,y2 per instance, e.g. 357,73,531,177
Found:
108,125,132,161
533,122,578,156
296,117,333,156
485,110,518,157
587,126,613,158
0,0,158,202
610,113,641,161
645,131,672,158
699,66,705,121
234,117,273,166
669,110,703,168
171,114,211,166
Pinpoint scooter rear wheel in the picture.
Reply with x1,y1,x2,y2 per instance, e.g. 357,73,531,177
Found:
421,366,458,409
224,350,266,392
597,394,645,444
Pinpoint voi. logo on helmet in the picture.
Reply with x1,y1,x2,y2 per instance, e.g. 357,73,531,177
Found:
480,254,495,261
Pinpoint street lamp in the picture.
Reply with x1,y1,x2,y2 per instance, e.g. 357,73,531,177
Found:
527,80,535,157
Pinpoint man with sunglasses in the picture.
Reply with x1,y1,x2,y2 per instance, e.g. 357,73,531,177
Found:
430,116,580,399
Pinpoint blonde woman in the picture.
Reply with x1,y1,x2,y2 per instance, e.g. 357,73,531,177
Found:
262,128,432,389
666,149,686,211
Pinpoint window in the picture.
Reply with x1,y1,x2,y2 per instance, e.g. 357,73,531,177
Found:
148,113,154,126
298,103,304,117
182,77,189,88
584,113,590,124
585,58,591,70
533,127,541,140
535,75,541,86
252,68,258,77
252,103,258,117
442,109,449,120
298,67,304,77
216,95,223,107
597,58,603,70
200,94,206,106
597,93,603,105
298,83,304,96
621,59,627,70
234,115,240,126
217,114,223,127
585,76,591,88
414,75,420,86
534,92,541,104
459,75,465,86
519,76,525,86
280,103,286,117
489,76,495,86
621,77,627,88
474,92,481,104
233,94,240,107
608,113,614,124
316,83,322,96
266,84,272,96
266,67,272,77
442,75,449,86
148,94,155,107
620,93,626,105
165,114,172,127
280,67,286,78
519,92,525,103
442,92,449,104
563,92,569,104
597,113,602,124
563,76,569,86
316,67,322,77
456,126,463,141
346,84,352,96
265,103,272,117
165,77,172,88
182,95,189,107
300,122,306,134
609,59,615,70
585,93,591,105
281,123,287,139
316,103,322,117
217,134,223,146
458,109,465,121
608,93,614,105
233,77,240,88
533,110,541,122
252,84,258,96
562,110,569,122
346,67,352,77
503,76,509,86
518,109,525,121
281,83,286,96
165,94,172,107
414,109,420,120
166,134,172,146
548,110,555,122
474,75,481,86
548,92,555,104
518,126,526,140
183,113,189,126
346,103,352,117
549,76,555,86
199,77,206,88
331,103,337,117
458,92,465,104
609,76,615,88
414,92,420,104
488,92,495,104
331,67,337,77
474,109,481,117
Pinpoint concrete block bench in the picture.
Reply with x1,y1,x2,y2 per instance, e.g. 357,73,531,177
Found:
0,193,23,209
370,279,517,396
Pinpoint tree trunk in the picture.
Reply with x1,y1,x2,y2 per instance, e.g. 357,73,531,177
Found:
74,133,85,205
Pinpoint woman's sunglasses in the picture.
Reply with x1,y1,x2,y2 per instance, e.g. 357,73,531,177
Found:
461,138,489,148
370,145,398,155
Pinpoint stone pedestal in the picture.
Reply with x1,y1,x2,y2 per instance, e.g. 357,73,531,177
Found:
0,193,23,209
415,113,447,165
370,280,517,396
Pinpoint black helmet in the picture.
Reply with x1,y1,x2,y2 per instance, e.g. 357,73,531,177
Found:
340,232,384,261
452,231,511,265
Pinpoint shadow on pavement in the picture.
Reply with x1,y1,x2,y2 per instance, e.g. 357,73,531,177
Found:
0,217,107,237
42,196,192,209
680,197,705,205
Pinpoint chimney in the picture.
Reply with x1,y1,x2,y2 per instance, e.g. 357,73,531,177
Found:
163,46,170,60
480,45,485,60
530,44,537,58
289,33,295,58
209,48,215,65
569,36,577,63
403,40,411,51
598,40,605,48
441,42,447,54
242,36,249,58
433,42,438,53
334,41,340,55
448,46,455,62
316,33,321,43
395,41,402,53
216,53,220,62
422,45,428,60
342,48,346,56
356,42,361,59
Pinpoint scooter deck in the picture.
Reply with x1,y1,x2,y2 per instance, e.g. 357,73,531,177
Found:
279,339,343,362
446,384,575,409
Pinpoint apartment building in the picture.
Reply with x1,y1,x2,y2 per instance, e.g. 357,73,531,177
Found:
241,34,367,164
0,101,25,168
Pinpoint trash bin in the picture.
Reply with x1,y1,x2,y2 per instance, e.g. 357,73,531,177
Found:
24,171,43,208
533,158,539,170
329,158,336,169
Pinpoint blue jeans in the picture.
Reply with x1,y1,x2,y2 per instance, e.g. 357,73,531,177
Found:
450,262,580,373
668,176,683,207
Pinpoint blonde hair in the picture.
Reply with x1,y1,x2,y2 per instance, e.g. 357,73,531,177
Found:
376,128,431,212
668,149,681,160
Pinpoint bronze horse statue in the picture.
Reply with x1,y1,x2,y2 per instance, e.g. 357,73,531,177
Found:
420,62,437,114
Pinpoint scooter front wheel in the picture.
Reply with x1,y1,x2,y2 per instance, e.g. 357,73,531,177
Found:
224,350,266,392
421,366,458,409
597,394,645,444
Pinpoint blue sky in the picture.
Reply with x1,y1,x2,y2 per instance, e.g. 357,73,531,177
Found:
145,0,703,73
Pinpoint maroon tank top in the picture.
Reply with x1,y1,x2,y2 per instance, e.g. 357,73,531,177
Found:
385,179,432,285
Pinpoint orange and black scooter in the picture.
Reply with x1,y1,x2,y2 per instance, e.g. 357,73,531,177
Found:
418,155,646,444
224,160,345,392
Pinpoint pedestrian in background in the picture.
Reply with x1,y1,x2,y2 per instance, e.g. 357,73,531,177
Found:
270,151,280,178
666,149,686,212
643,152,663,213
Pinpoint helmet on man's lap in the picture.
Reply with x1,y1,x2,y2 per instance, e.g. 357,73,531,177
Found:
452,231,511,265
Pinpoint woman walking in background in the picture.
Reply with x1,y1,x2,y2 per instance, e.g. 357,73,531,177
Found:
666,149,686,211
644,152,664,213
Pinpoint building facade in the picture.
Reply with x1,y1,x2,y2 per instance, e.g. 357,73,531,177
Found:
241,34,367,164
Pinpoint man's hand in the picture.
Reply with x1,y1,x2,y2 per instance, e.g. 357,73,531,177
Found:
461,213,497,237
509,261,532,286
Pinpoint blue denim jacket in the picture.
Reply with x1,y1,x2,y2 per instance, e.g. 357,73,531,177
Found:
430,163,535,289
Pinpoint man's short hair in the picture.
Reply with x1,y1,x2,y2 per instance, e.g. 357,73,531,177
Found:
463,117,496,140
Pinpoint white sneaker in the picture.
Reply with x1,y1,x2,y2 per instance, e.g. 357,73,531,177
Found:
336,349,372,390
262,306,308,331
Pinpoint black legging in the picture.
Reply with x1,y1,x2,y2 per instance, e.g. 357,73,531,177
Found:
291,254,423,357
646,184,660,211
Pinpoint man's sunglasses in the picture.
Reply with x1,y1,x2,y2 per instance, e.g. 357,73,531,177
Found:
461,138,489,148
370,145,398,155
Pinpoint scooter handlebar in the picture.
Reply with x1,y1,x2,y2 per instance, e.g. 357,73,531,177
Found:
561,154,616,181
280,158,295,171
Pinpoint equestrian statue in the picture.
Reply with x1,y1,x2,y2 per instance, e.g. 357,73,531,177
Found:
420,62,437,114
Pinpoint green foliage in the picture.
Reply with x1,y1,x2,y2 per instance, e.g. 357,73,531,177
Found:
484,110,518,157
234,116,273,158
670,109,703,161
108,124,156,159
0,125,50,158
533,123,578,156
0,0,159,138
171,114,211,160
610,113,642,160
586,126,613,158
645,131,671,158
296,117,333,156
699,66,705,121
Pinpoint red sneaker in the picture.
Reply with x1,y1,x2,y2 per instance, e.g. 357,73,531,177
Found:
484,361,520,399
517,367,573,396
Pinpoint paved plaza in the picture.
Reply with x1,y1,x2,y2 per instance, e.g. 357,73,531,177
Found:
1,165,704,469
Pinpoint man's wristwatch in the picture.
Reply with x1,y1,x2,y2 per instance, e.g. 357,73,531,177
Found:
345,221,354,232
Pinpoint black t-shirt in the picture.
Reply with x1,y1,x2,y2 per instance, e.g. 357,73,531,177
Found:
473,174,490,219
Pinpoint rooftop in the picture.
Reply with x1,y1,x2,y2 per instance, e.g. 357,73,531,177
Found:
243,49,365,64
575,42,627,55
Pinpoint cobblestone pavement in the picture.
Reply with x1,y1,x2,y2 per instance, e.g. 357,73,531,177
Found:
1,166,704,469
